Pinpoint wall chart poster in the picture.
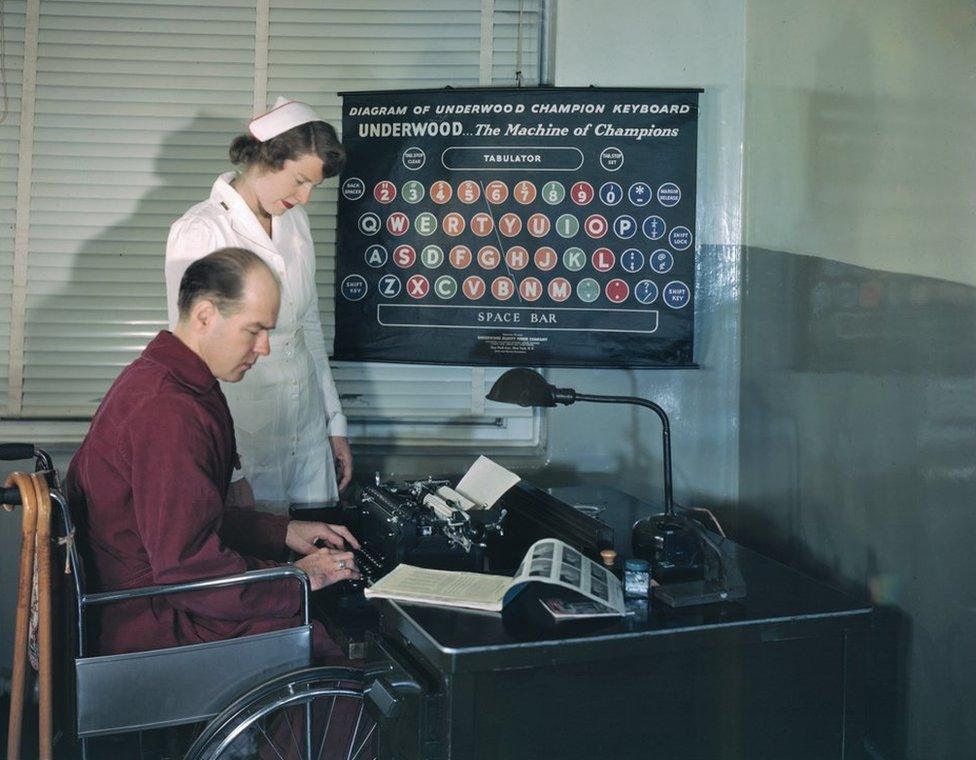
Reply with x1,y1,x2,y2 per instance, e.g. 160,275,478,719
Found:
334,87,700,368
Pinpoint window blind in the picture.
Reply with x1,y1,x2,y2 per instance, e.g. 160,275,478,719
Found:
0,2,27,411
1,0,542,447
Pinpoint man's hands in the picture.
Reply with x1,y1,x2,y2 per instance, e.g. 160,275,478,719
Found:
293,547,360,591
287,519,362,592
329,435,354,491
286,520,359,556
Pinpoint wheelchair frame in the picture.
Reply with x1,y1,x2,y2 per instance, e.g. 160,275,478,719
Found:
3,443,376,760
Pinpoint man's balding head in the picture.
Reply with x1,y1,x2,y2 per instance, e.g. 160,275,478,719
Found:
174,248,280,382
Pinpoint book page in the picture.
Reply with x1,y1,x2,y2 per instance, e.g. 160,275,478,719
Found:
454,455,521,509
364,564,513,611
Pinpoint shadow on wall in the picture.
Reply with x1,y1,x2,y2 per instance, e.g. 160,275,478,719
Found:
738,247,976,760
24,115,243,418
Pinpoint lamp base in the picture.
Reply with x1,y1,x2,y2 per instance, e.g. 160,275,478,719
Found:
631,515,704,584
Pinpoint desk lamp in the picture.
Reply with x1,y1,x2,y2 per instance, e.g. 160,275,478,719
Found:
486,368,702,582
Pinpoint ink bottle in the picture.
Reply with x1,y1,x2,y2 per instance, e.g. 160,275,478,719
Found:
624,558,651,598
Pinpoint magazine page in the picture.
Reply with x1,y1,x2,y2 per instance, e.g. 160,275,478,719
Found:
364,563,513,612
507,538,625,615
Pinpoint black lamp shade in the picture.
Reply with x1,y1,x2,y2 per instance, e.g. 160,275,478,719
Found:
486,368,558,407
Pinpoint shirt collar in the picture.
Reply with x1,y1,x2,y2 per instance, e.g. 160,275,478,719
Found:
142,331,217,394
210,172,277,252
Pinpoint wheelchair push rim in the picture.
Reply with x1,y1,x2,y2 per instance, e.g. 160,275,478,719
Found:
184,666,376,760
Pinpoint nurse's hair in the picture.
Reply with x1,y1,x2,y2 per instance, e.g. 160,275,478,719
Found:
177,247,279,320
229,121,345,178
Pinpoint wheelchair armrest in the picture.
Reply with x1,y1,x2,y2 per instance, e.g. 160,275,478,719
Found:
81,565,311,625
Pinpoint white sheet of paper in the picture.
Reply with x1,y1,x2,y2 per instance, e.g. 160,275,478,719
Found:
455,455,521,509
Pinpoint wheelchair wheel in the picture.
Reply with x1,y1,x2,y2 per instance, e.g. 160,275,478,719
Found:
183,666,376,760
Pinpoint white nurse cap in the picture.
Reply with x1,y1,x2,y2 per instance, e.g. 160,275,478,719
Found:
248,96,323,142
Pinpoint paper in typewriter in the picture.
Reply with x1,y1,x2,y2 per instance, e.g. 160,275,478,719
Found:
364,538,624,616
426,455,521,514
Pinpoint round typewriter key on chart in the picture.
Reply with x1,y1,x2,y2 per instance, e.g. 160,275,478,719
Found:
491,276,516,301
555,214,580,238
605,278,630,303
402,146,426,170
599,181,623,206
548,277,572,302
485,180,509,204
600,146,624,171
584,214,609,239
514,180,538,205
340,274,367,301
457,179,481,204
442,212,465,236
650,249,674,274
392,244,416,268
377,274,402,298
406,274,430,298
635,279,659,304
434,275,458,299
570,180,595,206
499,213,523,238
628,182,653,207
620,248,645,273
449,245,473,270
663,280,691,309
430,180,453,204
420,245,444,269
341,177,365,201
668,225,693,251
642,215,667,240
526,213,551,238
613,214,637,239
401,179,425,204
542,180,566,205
364,244,388,268
373,180,397,203
577,278,601,303
385,211,410,236
462,275,487,300
477,245,501,270
657,182,682,207
562,247,586,272
470,212,495,237
414,212,438,236
591,247,616,272
534,246,558,271
357,212,381,236
519,276,544,302
505,246,530,270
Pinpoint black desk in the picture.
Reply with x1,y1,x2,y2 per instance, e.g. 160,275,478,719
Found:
323,487,871,760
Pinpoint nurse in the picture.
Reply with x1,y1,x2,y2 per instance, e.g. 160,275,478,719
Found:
165,98,352,512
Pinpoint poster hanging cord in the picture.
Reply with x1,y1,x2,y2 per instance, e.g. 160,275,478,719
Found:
515,0,524,87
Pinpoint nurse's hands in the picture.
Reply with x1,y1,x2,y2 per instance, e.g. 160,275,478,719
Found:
286,520,360,556
330,435,354,491
294,547,361,591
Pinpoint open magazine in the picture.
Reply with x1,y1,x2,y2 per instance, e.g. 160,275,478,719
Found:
364,538,626,618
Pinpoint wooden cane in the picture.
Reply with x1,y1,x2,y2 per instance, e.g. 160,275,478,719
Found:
31,472,54,760
3,472,38,760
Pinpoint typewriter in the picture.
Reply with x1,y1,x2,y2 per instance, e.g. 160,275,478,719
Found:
344,477,508,586
342,476,614,588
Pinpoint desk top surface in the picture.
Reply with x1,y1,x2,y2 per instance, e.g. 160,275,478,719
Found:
375,486,871,672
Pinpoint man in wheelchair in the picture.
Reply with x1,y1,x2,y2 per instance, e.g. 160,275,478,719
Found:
66,247,362,661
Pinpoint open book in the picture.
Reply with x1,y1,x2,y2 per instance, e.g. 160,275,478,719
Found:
364,537,626,617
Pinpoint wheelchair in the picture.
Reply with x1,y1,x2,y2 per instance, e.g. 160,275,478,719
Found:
2,443,378,760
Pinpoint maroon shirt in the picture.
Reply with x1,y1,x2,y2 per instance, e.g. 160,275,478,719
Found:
67,331,313,655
